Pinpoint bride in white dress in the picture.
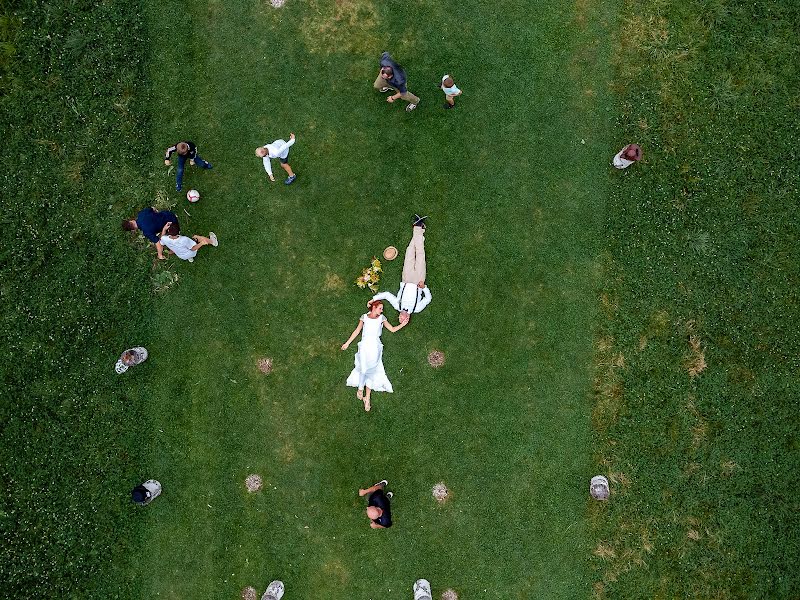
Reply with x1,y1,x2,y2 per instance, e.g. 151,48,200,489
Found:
341,300,407,411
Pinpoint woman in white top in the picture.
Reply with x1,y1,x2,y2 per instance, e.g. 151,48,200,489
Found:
255,133,297,184
341,300,407,411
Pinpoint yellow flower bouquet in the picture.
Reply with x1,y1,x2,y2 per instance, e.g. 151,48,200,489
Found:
354,257,383,293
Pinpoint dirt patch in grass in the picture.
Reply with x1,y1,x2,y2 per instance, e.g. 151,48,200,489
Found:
428,350,445,368
258,357,273,374
245,474,263,493
241,586,257,600
432,482,450,503
442,590,459,600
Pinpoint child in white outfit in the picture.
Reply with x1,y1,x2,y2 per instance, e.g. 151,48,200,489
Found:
441,74,462,109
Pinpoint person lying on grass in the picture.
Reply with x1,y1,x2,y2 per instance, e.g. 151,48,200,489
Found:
158,222,218,263
342,300,406,412
371,215,432,324
122,207,178,260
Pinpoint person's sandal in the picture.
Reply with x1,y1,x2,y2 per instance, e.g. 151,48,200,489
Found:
209,232,218,247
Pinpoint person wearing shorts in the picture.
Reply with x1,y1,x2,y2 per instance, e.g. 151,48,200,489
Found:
440,74,462,109
256,133,297,185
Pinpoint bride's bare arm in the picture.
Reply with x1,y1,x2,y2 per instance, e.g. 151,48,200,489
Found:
341,320,364,350
383,319,407,333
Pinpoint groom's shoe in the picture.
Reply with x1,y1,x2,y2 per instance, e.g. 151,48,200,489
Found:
412,214,429,228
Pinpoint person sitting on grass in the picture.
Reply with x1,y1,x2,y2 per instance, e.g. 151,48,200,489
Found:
158,222,218,263
255,133,297,185
358,479,393,529
115,347,148,374
612,143,642,169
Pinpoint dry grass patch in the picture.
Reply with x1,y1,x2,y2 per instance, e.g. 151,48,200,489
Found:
720,460,739,476
442,590,459,600
685,335,707,377
322,273,345,291
608,471,631,488
257,357,273,374
592,581,605,599
299,0,380,55
593,541,617,560
592,335,625,431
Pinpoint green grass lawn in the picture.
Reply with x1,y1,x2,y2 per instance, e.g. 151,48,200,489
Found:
122,0,616,597
5,0,796,598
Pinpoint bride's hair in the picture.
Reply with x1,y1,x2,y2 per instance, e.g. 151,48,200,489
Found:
367,299,383,313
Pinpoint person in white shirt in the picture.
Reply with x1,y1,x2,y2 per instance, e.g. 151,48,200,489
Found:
371,216,432,323
440,74,462,109
159,222,218,262
255,133,297,184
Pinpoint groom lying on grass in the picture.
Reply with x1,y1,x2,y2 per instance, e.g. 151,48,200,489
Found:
371,215,432,324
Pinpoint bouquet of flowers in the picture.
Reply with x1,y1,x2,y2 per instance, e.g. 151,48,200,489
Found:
355,257,382,293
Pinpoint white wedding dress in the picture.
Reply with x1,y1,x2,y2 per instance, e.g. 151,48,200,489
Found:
346,314,393,393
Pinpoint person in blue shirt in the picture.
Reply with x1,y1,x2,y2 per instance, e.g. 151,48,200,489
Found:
373,52,420,112
122,207,178,260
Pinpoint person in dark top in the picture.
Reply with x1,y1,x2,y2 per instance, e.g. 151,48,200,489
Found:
164,141,213,191
359,479,393,529
373,52,420,112
121,207,178,260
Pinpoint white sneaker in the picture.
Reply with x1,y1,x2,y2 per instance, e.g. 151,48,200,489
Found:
262,580,284,600
413,579,432,600
406,103,418,112
379,87,392,92
209,232,218,247
187,258,194,263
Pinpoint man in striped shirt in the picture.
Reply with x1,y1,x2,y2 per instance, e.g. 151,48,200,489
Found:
164,141,213,191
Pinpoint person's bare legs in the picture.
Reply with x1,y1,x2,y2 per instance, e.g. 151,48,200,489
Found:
280,162,295,177
192,235,212,245
358,480,387,496
363,387,372,412
357,388,364,400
